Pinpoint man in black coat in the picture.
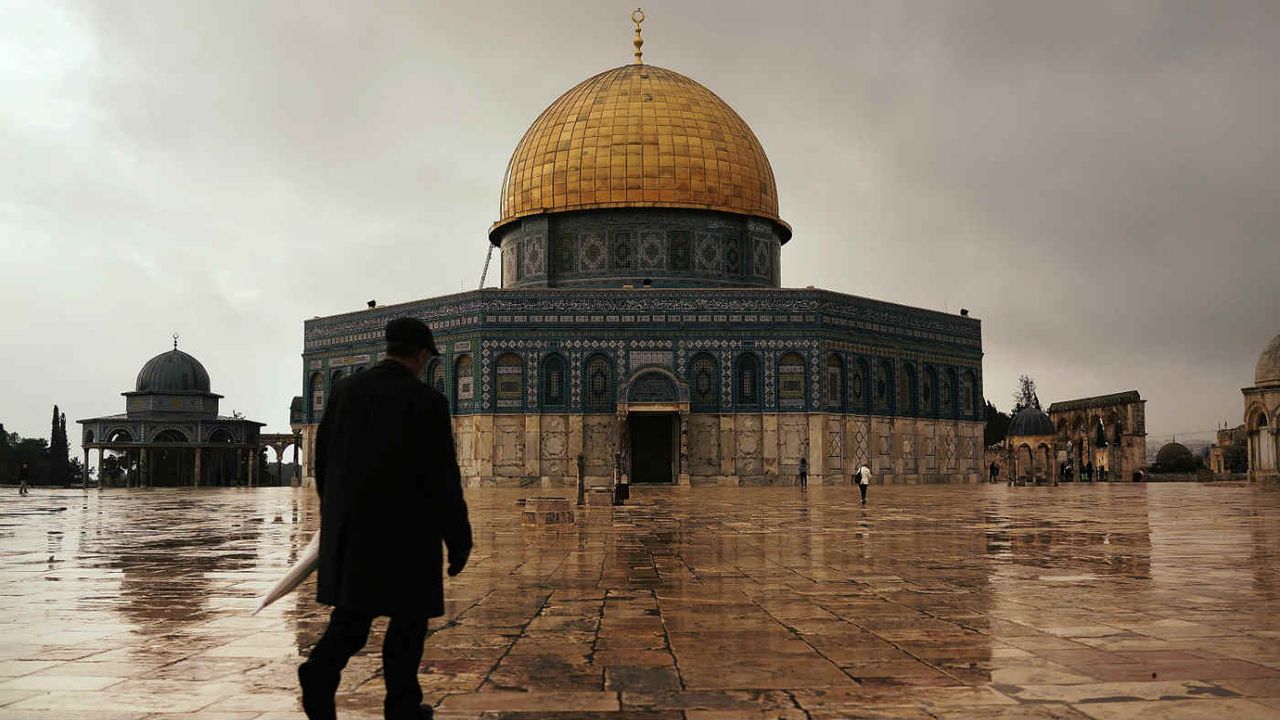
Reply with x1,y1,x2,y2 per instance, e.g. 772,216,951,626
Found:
299,317,472,720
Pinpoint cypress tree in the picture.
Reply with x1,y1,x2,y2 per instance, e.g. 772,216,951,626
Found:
48,405,69,485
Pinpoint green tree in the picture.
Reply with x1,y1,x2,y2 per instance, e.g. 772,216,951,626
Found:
48,405,69,486
1011,375,1041,415
984,400,1011,446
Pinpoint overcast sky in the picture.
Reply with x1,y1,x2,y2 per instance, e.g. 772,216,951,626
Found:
2,0,1277,457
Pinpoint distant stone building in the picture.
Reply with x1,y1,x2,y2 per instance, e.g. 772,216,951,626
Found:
1209,424,1247,476
1046,391,1147,481
79,343,264,487
295,19,985,488
1244,334,1280,480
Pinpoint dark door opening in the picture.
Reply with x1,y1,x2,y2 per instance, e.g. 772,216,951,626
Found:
629,413,674,484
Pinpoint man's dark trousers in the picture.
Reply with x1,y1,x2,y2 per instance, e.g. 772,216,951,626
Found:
300,607,429,720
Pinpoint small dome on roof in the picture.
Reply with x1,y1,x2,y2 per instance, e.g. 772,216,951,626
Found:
1008,406,1054,437
135,349,211,393
1255,334,1280,387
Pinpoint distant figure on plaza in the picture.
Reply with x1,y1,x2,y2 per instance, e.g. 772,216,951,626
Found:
798,457,808,488
1084,460,1094,482
299,317,472,720
18,463,30,495
856,463,871,505
988,461,999,483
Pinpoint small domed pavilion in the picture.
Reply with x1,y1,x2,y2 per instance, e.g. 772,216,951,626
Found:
1004,406,1057,484
78,339,264,487
1243,333,1280,480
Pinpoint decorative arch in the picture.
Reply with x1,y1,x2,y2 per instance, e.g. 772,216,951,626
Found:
961,369,977,418
922,366,938,417
824,354,845,411
1017,443,1034,480
778,352,806,408
897,362,917,416
307,371,324,422
584,353,614,412
690,352,720,411
940,367,957,416
627,370,680,404
429,359,446,396
106,427,134,443
153,428,189,443
850,357,869,411
1247,403,1270,430
541,353,568,408
874,359,893,413
494,353,523,410
329,368,347,395
453,354,474,412
209,428,234,443
735,353,761,407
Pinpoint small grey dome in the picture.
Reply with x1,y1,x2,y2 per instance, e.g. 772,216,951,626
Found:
135,349,211,393
1255,334,1280,387
1155,441,1193,467
1008,406,1054,437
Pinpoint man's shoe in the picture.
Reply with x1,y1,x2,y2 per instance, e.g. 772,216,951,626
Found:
298,662,338,720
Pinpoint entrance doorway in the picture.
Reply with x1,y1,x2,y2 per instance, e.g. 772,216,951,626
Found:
629,413,676,484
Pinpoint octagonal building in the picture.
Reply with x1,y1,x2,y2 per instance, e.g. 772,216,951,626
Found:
296,27,985,487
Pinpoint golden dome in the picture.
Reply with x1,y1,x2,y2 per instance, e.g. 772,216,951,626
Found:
491,64,788,241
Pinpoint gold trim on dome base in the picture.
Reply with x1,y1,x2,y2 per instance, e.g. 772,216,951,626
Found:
491,63,789,243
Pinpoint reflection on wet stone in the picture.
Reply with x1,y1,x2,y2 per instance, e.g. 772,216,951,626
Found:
0,484,1278,719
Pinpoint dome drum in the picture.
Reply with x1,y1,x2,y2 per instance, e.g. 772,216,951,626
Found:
496,207,783,289
1255,334,1280,387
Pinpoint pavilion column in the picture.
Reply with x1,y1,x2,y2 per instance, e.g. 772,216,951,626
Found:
249,449,257,487
276,449,283,489
194,447,203,487
83,448,89,486
236,449,244,486
140,448,149,488
96,448,103,488
292,441,301,487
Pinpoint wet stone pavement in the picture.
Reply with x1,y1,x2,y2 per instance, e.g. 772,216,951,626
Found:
1,484,1279,719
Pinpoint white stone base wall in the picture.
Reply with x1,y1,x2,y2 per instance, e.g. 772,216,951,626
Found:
299,413,984,488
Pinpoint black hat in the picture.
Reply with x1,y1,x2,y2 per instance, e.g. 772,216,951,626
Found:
385,317,438,355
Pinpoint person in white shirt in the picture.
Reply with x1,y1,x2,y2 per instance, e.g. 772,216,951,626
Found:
856,463,871,505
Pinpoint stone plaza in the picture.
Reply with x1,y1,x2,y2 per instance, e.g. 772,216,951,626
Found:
1,483,1279,719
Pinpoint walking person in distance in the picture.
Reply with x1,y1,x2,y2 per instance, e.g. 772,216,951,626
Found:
856,462,871,505
298,317,473,720
798,456,808,488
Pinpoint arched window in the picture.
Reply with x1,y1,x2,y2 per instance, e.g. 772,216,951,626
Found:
850,358,868,410
897,363,917,415
736,354,760,406
541,354,567,408
495,353,523,409
307,371,324,422
329,368,346,395
153,429,188,443
874,360,892,412
690,353,719,410
430,361,446,396
941,368,957,415
584,354,613,411
825,354,844,410
453,355,474,412
922,367,937,417
779,353,806,408
960,369,976,418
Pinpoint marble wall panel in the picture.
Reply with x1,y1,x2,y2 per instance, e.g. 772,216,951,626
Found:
494,415,525,476
688,415,720,476
734,414,763,477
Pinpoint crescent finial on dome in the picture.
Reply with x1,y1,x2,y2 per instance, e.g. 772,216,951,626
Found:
632,8,645,64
